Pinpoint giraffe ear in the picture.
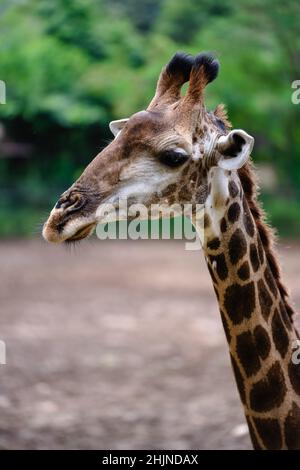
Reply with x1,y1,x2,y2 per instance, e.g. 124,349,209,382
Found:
109,118,129,137
216,129,254,170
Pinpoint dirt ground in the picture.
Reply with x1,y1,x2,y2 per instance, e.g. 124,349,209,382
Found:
0,239,299,450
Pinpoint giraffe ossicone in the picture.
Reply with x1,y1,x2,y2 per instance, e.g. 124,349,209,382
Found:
43,51,300,449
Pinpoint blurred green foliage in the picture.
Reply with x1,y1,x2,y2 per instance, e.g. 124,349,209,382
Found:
0,0,299,236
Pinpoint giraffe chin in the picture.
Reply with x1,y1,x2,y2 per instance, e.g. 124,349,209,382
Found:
64,222,96,243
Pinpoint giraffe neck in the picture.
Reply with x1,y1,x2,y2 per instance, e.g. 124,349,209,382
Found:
202,166,300,450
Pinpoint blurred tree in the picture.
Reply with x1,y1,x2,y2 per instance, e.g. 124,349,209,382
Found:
0,0,145,127
156,0,232,43
107,0,163,33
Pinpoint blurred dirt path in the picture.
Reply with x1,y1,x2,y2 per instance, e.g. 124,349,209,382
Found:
0,239,299,449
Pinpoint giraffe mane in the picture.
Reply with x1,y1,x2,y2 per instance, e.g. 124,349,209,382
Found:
238,161,295,320
214,104,232,129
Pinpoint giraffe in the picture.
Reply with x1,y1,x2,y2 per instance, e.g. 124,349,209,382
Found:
43,52,300,449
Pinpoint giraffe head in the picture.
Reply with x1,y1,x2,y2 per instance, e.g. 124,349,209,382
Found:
43,52,254,243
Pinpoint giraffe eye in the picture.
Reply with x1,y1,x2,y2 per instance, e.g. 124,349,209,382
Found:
158,149,189,168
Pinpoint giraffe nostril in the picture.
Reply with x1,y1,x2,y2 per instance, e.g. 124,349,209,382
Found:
55,193,86,212
55,198,64,209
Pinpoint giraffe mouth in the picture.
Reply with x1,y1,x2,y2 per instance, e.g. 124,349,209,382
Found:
65,222,96,243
